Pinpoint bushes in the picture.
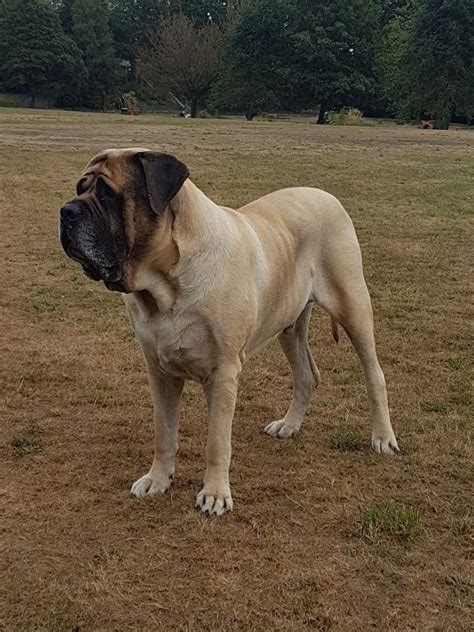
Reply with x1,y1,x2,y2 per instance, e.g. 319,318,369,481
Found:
327,107,365,125
0,93,22,107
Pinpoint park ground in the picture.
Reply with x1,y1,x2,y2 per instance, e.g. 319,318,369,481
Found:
0,109,472,631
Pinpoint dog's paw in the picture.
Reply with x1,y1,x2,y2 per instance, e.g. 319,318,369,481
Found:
264,419,299,439
371,431,400,455
130,471,173,498
195,488,233,516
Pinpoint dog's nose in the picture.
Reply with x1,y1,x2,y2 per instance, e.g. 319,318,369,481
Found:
60,202,82,222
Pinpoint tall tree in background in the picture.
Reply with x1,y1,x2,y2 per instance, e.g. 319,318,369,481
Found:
211,0,294,120
108,0,166,65
108,0,234,68
410,0,474,128
137,13,224,117
212,0,381,121
0,0,86,107
378,0,418,120
290,0,381,123
69,0,120,109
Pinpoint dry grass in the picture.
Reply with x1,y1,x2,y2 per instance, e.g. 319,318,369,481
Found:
328,427,363,453
1,108,473,631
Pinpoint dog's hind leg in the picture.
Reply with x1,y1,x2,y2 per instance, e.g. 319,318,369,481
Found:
265,302,320,438
341,305,398,453
316,240,399,454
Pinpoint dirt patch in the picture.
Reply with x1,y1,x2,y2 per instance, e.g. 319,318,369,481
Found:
1,110,472,631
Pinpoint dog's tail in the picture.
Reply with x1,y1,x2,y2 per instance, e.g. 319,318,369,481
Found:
331,316,339,343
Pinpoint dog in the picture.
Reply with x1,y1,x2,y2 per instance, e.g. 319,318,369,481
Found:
59,148,399,516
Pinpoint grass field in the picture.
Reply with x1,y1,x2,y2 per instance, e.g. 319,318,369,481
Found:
1,108,473,631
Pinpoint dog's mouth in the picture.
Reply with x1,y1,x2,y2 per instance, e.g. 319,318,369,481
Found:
60,228,98,277
60,224,127,292
103,279,126,292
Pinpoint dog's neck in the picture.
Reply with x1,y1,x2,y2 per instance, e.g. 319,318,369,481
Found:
132,180,234,316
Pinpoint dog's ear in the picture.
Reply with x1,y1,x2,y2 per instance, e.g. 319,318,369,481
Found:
135,151,189,215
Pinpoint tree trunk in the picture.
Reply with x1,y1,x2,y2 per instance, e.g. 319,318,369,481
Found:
317,103,326,124
434,114,450,129
434,103,451,129
31,94,36,108
190,97,199,118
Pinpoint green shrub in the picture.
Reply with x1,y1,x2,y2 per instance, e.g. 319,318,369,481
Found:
258,112,278,122
0,92,22,107
328,107,364,126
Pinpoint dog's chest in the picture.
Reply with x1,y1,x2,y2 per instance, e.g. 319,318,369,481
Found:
126,297,215,381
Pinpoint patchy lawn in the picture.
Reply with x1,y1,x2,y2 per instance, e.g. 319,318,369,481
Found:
1,109,472,631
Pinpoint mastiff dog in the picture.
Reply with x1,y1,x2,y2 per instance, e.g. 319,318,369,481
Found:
59,148,399,516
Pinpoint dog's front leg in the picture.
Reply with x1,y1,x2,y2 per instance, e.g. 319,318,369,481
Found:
196,362,241,516
131,356,184,498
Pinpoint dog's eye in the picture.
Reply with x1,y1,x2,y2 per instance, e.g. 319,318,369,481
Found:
96,177,117,205
76,177,88,196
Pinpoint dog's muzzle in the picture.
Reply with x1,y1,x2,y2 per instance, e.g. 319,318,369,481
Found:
59,202,126,291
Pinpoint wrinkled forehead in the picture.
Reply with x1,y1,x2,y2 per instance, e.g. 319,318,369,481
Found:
81,147,151,180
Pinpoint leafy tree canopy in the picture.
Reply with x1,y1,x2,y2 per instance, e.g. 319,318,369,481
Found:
289,0,381,121
211,0,297,119
0,0,86,106
69,0,120,109
411,0,474,128
212,0,381,120
378,0,418,119
2,0,472,123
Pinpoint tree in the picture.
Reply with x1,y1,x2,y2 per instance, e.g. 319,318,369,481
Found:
57,0,74,34
211,0,294,120
109,0,166,64
290,0,381,123
211,0,381,121
380,0,410,25
108,0,234,68
0,0,86,107
137,13,224,117
378,0,418,120
69,0,120,109
179,0,234,25
410,0,474,128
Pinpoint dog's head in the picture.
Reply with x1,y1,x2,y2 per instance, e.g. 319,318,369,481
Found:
59,148,189,292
